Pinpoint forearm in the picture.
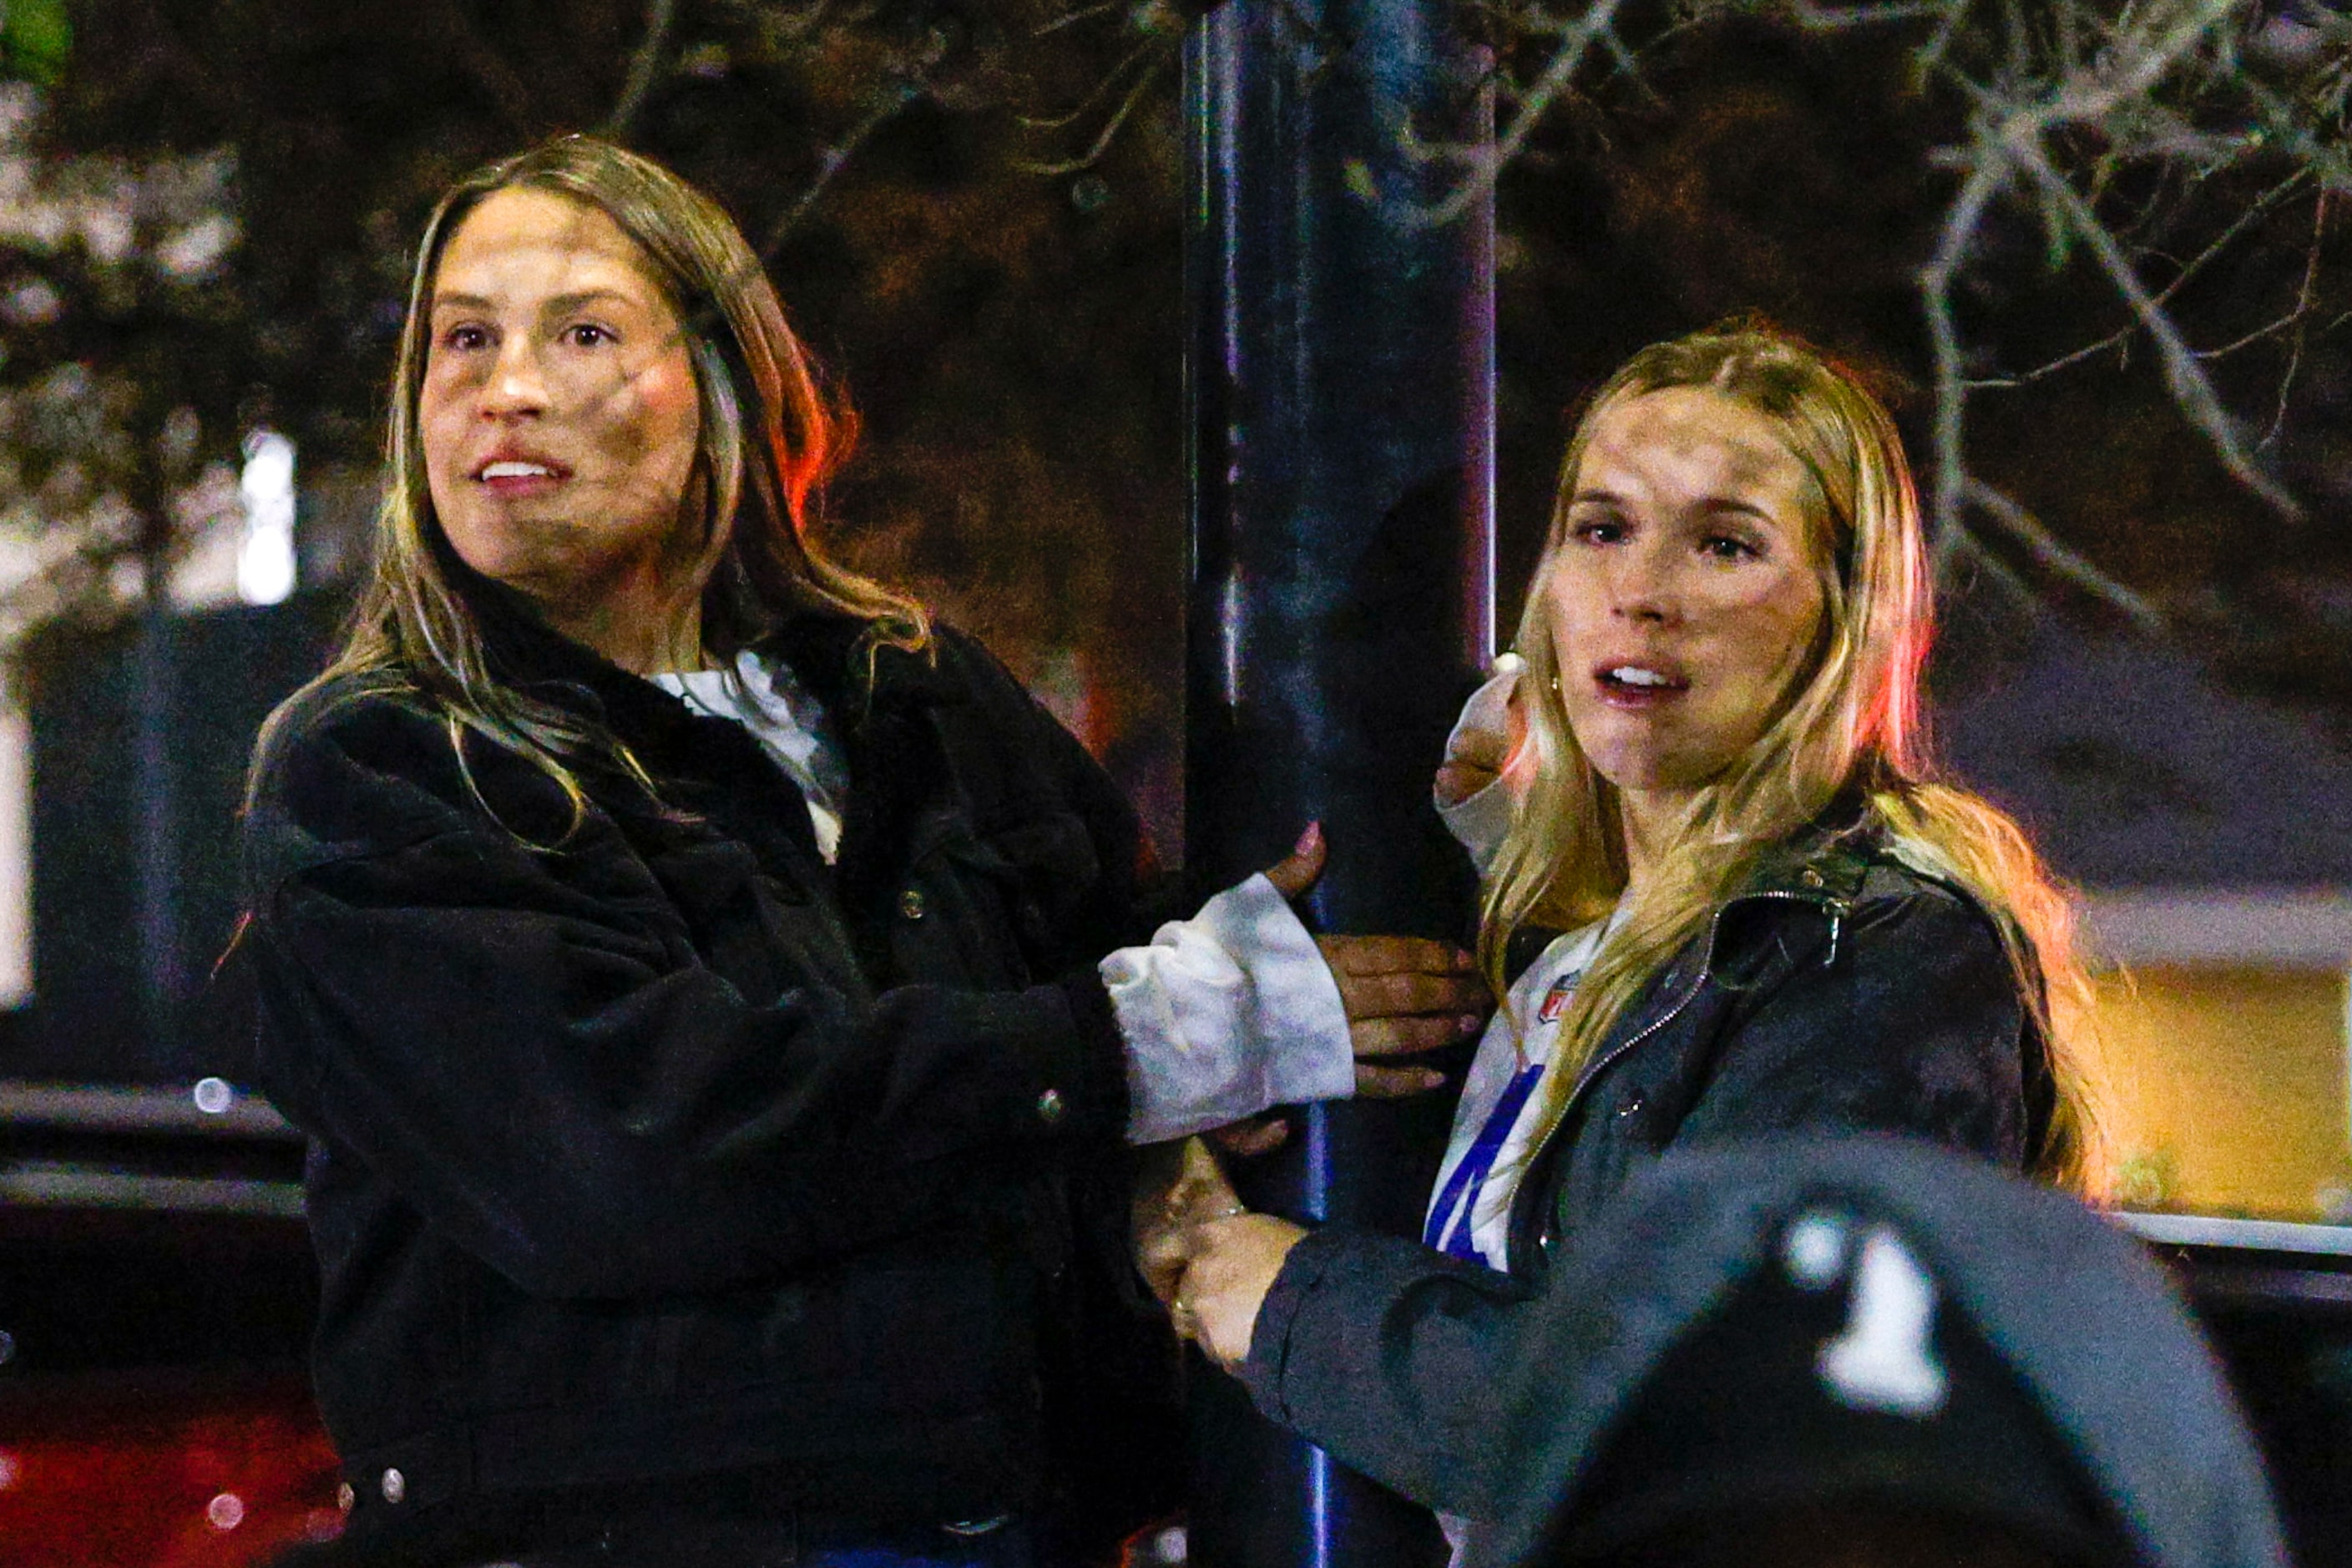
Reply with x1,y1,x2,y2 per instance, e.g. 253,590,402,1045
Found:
1237,1224,1541,1518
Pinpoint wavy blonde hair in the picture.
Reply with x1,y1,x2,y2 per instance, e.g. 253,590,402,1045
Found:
259,135,928,822
1485,323,2113,1197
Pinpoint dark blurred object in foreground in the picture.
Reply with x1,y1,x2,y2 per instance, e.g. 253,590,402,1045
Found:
1470,1141,2284,1568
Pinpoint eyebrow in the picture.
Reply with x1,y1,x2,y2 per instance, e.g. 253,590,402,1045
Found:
428,288,640,315
1567,488,1783,525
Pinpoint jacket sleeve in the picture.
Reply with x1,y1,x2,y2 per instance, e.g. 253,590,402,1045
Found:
1237,1225,1545,1519
1672,883,2034,1165
242,695,1129,1302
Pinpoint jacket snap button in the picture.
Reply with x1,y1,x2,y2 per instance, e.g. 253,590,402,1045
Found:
1800,867,1824,888
380,1467,406,1504
1036,1088,1067,1125
898,888,927,921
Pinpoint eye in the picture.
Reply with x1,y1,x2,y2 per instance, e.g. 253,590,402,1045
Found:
1570,516,1627,546
564,322,615,348
439,323,490,352
1700,532,1762,563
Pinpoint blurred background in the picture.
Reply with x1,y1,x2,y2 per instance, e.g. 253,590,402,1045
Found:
0,0,2344,1561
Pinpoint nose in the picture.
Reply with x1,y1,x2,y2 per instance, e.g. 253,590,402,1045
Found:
1608,536,1680,625
480,336,549,420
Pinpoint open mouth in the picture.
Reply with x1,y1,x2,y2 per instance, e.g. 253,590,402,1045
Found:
1594,663,1690,705
473,456,571,492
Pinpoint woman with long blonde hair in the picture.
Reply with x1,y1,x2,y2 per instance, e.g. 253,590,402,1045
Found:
230,135,1481,1567
1148,321,2117,1544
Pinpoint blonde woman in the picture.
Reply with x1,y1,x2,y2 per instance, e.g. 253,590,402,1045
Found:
1151,323,2115,1535
227,137,1480,1567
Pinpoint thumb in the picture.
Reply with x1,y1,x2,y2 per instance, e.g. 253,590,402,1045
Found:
1262,822,1326,901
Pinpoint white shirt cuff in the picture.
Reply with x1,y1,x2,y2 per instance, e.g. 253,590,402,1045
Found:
1436,778,1512,877
1434,657,1522,875
1101,873,1354,1145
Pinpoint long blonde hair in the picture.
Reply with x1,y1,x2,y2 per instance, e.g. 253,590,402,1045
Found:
1485,323,2113,1197
257,135,928,822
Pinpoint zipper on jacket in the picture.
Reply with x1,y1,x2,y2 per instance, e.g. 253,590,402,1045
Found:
1520,888,1849,1265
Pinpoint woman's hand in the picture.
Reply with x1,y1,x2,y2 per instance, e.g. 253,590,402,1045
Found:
1434,655,1525,807
1133,1136,1242,1307
1171,1213,1308,1369
1264,825,1490,1100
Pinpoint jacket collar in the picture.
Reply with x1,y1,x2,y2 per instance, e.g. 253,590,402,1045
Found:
444,543,953,749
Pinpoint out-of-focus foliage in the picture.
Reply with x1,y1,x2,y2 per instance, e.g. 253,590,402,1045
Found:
0,0,2346,841
0,0,70,85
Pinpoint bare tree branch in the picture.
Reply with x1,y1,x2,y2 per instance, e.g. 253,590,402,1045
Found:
1962,479,2167,632
604,0,682,141
1966,171,2310,389
759,83,922,258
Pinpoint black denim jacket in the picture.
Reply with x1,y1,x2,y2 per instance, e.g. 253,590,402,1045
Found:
1237,837,2056,1519
229,601,1175,1560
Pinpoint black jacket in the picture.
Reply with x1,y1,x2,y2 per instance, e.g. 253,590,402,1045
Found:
230,600,1175,1558
1238,838,2057,1511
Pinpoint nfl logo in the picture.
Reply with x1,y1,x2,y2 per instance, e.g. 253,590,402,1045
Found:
1536,974,1576,1025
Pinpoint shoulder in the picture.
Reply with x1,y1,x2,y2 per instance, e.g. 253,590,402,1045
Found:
252,675,449,812
1712,832,2011,985
245,674,575,881
926,622,1055,719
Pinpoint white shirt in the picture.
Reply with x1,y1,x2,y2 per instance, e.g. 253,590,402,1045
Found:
1421,917,1610,1273
655,650,1353,1146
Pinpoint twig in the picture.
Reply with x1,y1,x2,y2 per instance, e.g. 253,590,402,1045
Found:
760,83,923,259
2260,185,2331,448
604,0,682,141
1965,172,2310,389
1963,479,2167,632
1016,54,1173,175
2013,134,2304,518
1413,0,1628,226
1919,153,2012,546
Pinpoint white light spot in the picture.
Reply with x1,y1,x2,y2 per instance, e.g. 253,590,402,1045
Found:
157,214,238,280
206,1491,245,1531
1817,1227,1948,1418
1153,1526,1188,1564
3,280,59,325
193,1077,235,1115
0,1450,20,1490
1781,1212,1848,1289
237,429,296,605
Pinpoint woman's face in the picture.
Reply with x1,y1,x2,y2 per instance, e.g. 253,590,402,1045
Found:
419,185,702,663
1542,386,1828,817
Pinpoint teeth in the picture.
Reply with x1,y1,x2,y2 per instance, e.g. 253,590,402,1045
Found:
1610,666,1672,688
480,461,554,480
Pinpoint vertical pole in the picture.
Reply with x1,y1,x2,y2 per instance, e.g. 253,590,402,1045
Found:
1183,3,1494,1565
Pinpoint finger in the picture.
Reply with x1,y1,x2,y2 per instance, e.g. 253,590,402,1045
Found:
1208,1117,1292,1157
1434,761,1500,807
1316,933,1477,976
1262,822,1327,902
1356,1061,1449,1098
1350,1012,1486,1059
1332,969,1492,1019
1445,727,1508,770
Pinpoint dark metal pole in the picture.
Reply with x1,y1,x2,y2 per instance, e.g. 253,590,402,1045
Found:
1183,3,1494,1565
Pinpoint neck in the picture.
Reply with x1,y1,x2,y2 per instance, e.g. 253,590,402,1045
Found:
541,584,705,675
1615,787,1695,898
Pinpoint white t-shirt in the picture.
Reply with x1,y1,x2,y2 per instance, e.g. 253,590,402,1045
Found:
653,650,1354,1146
1421,917,1611,1273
